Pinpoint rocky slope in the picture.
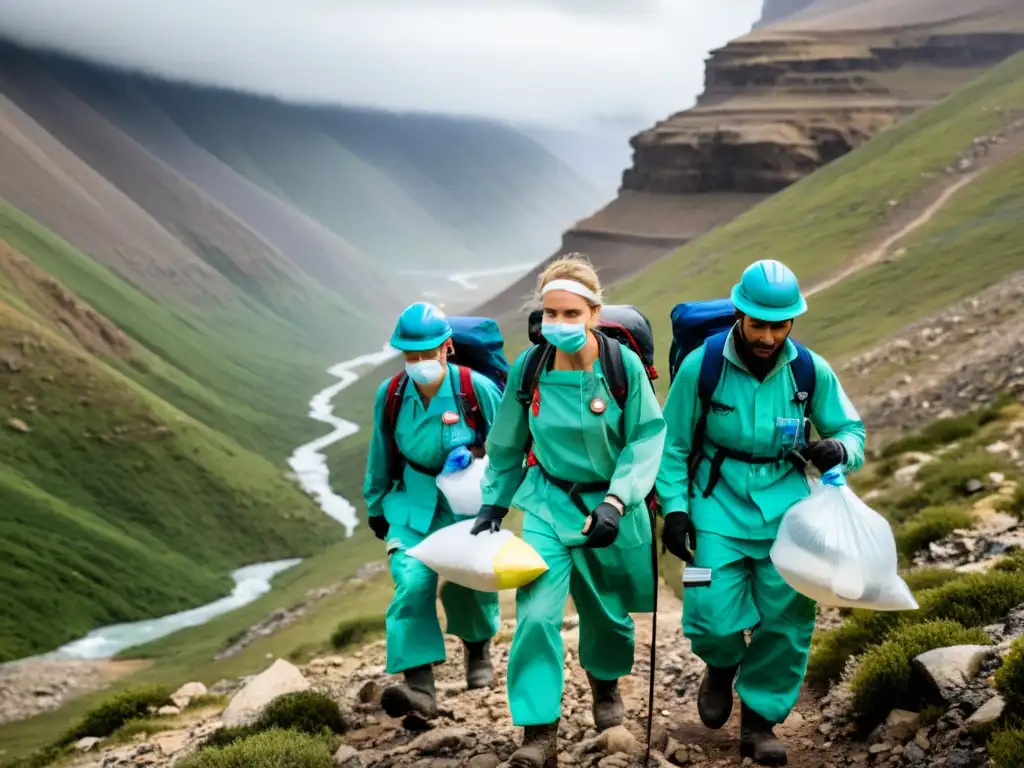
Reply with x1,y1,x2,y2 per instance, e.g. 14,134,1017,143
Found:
476,0,1024,325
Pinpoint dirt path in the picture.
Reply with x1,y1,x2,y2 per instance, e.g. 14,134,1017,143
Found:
806,170,982,299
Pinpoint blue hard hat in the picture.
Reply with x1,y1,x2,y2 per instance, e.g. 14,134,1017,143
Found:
389,302,453,352
730,259,808,322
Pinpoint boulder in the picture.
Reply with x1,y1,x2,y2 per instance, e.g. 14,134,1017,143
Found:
966,694,1005,727
883,709,921,743
911,645,994,703
333,744,362,766
74,737,101,752
170,681,208,709
221,658,310,727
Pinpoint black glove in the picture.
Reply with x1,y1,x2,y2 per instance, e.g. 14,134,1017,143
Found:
662,512,696,564
470,505,508,535
368,515,389,541
583,502,621,549
803,438,847,473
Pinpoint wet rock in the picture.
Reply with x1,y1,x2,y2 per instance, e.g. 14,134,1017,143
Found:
221,658,310,727
911,645,993,703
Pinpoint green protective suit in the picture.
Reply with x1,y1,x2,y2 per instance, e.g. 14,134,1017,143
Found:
656,329,865,724
480,345,667,726
364,363,503,675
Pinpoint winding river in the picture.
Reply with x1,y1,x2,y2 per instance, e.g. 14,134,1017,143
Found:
33,262,532,661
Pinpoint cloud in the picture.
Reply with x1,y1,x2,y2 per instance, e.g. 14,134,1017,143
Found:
0,0,763,127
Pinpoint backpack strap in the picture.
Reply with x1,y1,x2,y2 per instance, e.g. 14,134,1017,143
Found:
595,331,629,410
788,340,816,409
456,364,485,448
688,331,729,484
383,372,409,484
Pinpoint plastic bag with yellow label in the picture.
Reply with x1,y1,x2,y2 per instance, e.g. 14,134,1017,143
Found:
406,518,548,592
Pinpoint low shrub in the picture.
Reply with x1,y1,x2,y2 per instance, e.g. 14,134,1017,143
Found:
881,414,985,458
200,692,346,753
993,549,1024,573
996,637,1024,716
58,686,172,745
988,727,1024,768
807,610,907,688
330,616,386,651
259,692,347,736
178,729,333,768
893,454,1014,516
999,486,1024,520
850,620,990,730
901,568,965,592
896,506,973,559
918,571,1024,629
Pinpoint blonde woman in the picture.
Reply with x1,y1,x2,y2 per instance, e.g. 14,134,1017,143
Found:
470,255,666,767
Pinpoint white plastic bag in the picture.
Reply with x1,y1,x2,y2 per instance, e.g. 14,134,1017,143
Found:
406,518,548,592
770,467,918,611
436,455,489,518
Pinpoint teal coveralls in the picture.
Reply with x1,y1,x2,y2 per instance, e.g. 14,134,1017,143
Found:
656,329,865,723
364,363,503,675
479,345,666,726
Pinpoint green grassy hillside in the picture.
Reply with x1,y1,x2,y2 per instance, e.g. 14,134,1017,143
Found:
0,282,343,662
613,50,1024,393
319,50,1024,522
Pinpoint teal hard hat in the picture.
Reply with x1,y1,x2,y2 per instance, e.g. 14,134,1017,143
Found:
730,259,808,322
389,302,453,352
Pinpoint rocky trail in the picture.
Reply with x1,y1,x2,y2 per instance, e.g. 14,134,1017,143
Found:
65,584,865,768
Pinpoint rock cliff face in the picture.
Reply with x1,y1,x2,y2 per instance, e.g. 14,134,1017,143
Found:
479,0,1024,323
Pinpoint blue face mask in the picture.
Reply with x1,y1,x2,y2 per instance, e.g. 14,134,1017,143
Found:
541,321,588,354
406,358,443,385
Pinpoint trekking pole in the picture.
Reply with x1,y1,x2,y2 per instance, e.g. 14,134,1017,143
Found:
645,505,659,768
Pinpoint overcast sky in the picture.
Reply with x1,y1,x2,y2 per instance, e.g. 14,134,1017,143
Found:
0,0,764,128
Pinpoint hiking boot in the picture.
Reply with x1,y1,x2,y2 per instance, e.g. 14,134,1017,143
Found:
509,720,559,768
464,639,494,690
586,671,624,731
697,663,739,730
740,702,788,766
381,664,438,719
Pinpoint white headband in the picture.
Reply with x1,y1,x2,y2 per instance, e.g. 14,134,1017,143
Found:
541,279,600,305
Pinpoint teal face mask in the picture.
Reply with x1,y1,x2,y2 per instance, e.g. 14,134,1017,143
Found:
541,321,588,354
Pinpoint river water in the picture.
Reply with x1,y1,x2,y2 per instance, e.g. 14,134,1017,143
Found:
38,262,531,660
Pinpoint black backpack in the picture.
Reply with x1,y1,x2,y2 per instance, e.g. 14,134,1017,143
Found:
517,304,657,413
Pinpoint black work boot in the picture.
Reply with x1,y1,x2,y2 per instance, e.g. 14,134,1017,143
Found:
740,702,788,766
697,663,739,730
586,671,624,731
381,664,438,719
464,639,494,690
509,720,559,768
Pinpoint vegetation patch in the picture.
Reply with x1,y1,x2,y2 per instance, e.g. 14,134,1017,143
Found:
996,637,1024,717
900,568,966,592
330,616,386,651
200,692,347,753
993,550,1024,573
57,686,172,746
889,453,1015,517
809,570,1024,687
988,727,1024,768
850,620,990,730
179,728,334,768
895,506,974,560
